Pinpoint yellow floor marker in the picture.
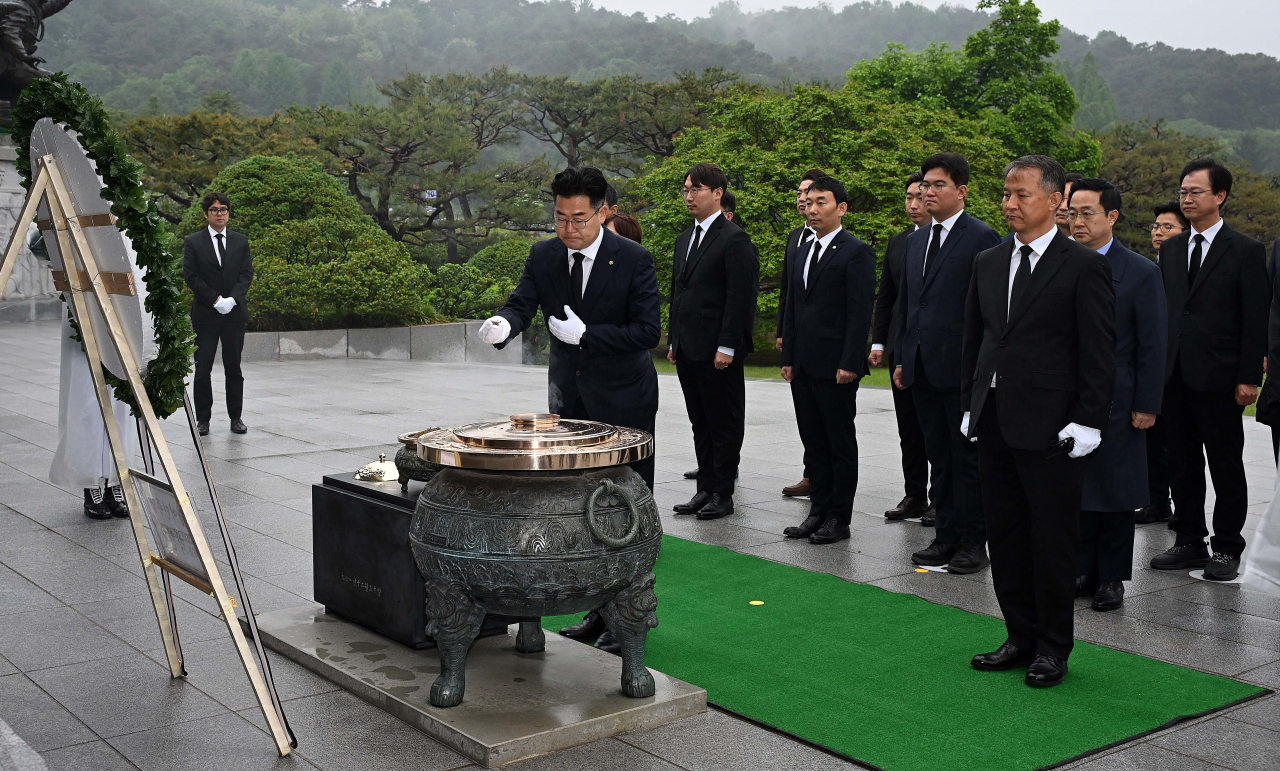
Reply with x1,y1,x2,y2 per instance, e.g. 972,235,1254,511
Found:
749,601,765,606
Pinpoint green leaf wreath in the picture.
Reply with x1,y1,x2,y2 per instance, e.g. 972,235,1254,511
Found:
12,74,194,419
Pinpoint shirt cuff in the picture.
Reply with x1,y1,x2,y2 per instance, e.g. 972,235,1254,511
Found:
871,344,884,352
716,347,735,357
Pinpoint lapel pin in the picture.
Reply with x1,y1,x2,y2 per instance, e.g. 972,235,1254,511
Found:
609,261,613,265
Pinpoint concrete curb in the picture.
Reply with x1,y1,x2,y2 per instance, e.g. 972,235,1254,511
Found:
237,321,521,364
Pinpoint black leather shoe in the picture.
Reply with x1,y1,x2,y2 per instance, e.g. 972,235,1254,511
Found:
1150,541,1209,570
1134,503,1172,524
230,419,248,434
83,487,112,520
558,610,606,642
105,485,129,518
884,495,928,520
971,642,1034,671
696,493,733,520
919,504,936,527
784,515,824,539
1092,581,1124,611
197,421,209,436
594,629,621,655
683,468,699,479
674,491,710,514
808,519,850,544
947,543,990,574
1075,574,1098,598
1025,654,1068,687
1203,553,1240,581
911,539,958,567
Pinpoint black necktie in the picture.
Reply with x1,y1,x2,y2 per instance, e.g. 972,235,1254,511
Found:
214,232,225,267
1009,245,1033,319
683,225,702,276
1188,233,1205,286
924,223,943,278
570,252,584,315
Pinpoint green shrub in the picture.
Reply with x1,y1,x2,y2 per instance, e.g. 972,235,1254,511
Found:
467,236,537,284
429,263,514,322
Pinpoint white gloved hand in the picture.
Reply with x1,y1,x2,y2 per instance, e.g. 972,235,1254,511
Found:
477,316,510,345
213,296,235,314
547,305,587,346
1058,422,1102,458
960,411,976,442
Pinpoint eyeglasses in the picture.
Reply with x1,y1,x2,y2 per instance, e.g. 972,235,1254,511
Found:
918,182,953,192
681,186,709,198
1178,188,1213,200
1150,222,1184,233
206,207,229,214
552,206,602,230
1066,210,1108,221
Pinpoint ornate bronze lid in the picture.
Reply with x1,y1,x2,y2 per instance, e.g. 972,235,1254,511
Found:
416,414,652,470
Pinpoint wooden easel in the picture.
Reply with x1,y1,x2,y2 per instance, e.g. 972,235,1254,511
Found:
0,155,294,756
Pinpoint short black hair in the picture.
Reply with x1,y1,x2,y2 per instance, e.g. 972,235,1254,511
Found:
920,153,970,187
800,168,827,187
1068,177,1122,213
1153,199,1189,228
605,185,618,208
1064,172,1084,187
807,176,848,207
550,166,610,209
1003,155,1067,196
686,162,728,193
905,171,924,190
202,191,230,212
1180,158,1233,200
720,189,736,213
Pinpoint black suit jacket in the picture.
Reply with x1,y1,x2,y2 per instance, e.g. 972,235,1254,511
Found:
183,227,252,326
669,214,759,360
780,228,877,380
495,229,660,431
961,231,1116,450
1159,223,1268,392
871,227,911,360
775,225,812,339
895,213,1002,388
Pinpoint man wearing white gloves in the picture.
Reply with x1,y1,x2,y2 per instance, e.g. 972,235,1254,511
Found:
183,192,253,437
961,156,1116,689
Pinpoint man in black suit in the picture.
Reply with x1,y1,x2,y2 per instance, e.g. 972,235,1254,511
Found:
779,177,877,545
963,155,1115,688
871,172,935,524
183,192,253,437
1150,159,1268,581
668,163,759,520
1069,178,1167,612
895,153,1002,574
480,166,661,653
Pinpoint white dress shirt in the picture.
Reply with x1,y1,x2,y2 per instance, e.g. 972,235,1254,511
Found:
208,225,227,266
922,209,964,275
803,226,843,288
1186,217,1224,269
990,226,1058,387
567,224,606,298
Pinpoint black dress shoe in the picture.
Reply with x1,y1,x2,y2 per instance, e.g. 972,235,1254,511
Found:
1025,654,1068,687
1150,541,1209,570
946,543,990,574
971,641,1034,671
83,488,112,520
674,491,710,514
1134,503,1172,524
197,421,209,436
808,519,850,544
911,539,958,567
696,493,733,520
558,610,606,642
1075,574,1098,598
683,468,699,479
1092,581,1124,611
230,419,248,434
919,504,936,527
105,485,129,518
594,629,621,655
1203,553,1240,581
784,514,824,538
884,495,928,520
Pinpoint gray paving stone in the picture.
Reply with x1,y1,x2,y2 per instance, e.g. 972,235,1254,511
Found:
1073,608,1280,676
0,564,61,617
0,673,96,752
508,738,680,770
0,504,42,535
9,555,146,606
146,637,338,712
1152,716,1280,771
623,709,855,771
0,606,135,672
1118,593,1280,651
109,712,318,771
40,739,138,771
1071,743,1225,770
73,594,228,652
0,654,15,676
1227,694,1280,733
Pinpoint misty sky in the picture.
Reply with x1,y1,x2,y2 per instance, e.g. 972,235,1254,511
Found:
586,0,1280,58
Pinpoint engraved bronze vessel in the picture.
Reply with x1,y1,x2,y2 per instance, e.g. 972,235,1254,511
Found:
408,414,660,708
395,430,445,492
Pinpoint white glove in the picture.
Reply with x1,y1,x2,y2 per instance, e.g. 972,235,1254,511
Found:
478,316,510,345
961,411,976,442
1058,423,1102,458
547,305,586,346
213,296,235,314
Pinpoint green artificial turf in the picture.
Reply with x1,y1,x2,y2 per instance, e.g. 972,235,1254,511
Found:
545,536,1266,771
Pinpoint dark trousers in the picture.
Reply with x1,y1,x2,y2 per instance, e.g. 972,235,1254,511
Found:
562,397,655,490
791,370,859,526
1146,414,1171,510
1077,511,1136,582
890,377,931,501
1164,370,1248,558
192,318,246,423
676,356,745,496
977,388,1083,660
911,354,982,546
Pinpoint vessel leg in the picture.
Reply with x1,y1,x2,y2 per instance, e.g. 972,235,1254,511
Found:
515,620,545,653
600,572,658,698
424,579,486,708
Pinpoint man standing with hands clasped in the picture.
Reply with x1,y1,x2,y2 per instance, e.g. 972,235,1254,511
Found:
962,156,1115,688
184,192,253,437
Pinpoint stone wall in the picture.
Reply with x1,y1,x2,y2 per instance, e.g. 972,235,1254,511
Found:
0,140,61,322
221,321,525,365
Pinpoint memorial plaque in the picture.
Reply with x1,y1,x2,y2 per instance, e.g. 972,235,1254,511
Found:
130,469,208,585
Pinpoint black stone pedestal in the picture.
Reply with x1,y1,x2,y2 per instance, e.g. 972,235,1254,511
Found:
313,473,509,648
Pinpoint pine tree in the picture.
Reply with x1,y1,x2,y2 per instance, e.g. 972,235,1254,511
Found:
1068,52,1118,132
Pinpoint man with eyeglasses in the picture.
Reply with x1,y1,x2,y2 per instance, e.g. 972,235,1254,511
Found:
1151,158,1268,581
1149,200,1188,258
183,191,253,437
